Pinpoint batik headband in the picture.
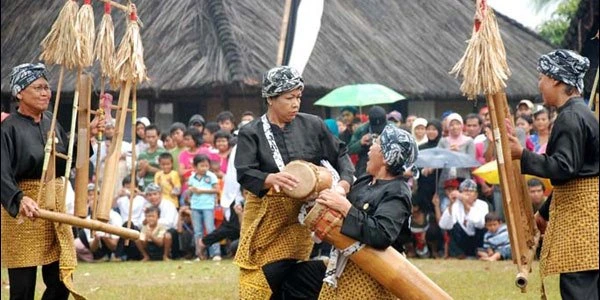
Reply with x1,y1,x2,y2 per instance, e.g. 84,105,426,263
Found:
379,124,418,175
9,63,48,97
262,66,304,98
537,49,590,93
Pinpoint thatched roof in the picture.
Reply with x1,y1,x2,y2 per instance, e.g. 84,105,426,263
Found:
1,0,552,101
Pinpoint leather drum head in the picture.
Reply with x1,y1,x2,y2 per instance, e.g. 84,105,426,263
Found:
282,160,317,199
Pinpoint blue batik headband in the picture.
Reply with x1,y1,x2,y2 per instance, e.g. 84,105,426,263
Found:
9,63,48,97
537,49,590,93
379,124,418,175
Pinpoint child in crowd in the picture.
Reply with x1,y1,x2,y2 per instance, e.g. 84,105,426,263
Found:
477,212,511,261
114,176,146,229
438,179,489,258
187,154,221,260
155,152,181,208
409,200,442,258
75,183,121,262
161,132,176,151
176,206,196,259
209,158,225,229
135,206,170,261
432,178,461,258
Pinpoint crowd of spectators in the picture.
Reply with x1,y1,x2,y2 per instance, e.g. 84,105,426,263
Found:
69,98,551,263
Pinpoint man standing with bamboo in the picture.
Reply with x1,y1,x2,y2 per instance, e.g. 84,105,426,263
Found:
507,49,598,300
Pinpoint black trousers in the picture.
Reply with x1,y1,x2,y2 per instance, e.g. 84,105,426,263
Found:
263,259,327,300
559,270,599,300
8,261,69,300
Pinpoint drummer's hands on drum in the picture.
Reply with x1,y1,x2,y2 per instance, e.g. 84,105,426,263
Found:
265,172,299,193
316,189,352,217
19,196,40,220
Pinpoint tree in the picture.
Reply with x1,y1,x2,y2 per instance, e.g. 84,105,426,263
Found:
534,0,581,46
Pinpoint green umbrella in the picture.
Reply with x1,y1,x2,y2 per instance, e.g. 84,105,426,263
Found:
314,84,406,107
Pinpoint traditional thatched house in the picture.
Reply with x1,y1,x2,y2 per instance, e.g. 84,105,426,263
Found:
563,0,599,99
2,0,552,133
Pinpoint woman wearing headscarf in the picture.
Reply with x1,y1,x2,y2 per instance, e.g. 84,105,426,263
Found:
1,63,103,299
411,117,428,146
437,113,475,186
414,119,443,212
315,124,416,299
234,66,355,299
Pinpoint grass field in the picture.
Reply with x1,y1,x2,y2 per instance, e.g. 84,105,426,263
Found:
1,258,560,299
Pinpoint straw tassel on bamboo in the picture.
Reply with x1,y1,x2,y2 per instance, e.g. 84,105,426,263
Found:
449,1,511,100
76,0,95,68
40,0,80,69
113,4,148,86
38,0,80,209
95,2,116,83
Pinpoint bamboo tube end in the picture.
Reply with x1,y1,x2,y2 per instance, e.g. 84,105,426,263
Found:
515,272,528,292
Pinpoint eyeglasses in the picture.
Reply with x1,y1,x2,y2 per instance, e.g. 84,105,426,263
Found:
28,85,51,93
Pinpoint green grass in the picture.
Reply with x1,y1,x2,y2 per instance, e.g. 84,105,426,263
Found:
1,259,559,299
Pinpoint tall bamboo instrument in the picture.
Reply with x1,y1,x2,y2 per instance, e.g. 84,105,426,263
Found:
450,0,539,292
97,3,148,222
35,0,138,241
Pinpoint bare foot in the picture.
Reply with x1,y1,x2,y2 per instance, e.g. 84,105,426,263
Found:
141,256,150,262
163,256,171,261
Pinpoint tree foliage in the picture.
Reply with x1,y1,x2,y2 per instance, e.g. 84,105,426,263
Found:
536,0,581,46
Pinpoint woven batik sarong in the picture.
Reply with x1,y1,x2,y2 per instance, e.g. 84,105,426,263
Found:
318,260,394,300
1,178,85,299
234,190,313,299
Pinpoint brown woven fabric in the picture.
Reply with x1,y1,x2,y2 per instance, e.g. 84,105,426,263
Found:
235,190,313,298
238,268,272,299
1,179,85,300
540,176,599,277
318,260,394,300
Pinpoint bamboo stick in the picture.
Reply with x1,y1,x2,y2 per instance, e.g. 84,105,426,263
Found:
98,0,130,13
486,94,521,266
588,67,598,110
125,87,138,246
38,66,66,210
276,0,293,65
97,80,132,221
62,68,82,207
74,74,92,217
38,209,139,240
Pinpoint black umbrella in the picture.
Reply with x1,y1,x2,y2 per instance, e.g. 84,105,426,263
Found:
415,148,482,192
414,148,481,169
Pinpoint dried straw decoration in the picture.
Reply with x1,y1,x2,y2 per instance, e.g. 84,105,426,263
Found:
76,0,95,67
113,6,148,85
40,0,80,70
95,2,115,79
450,0,511,100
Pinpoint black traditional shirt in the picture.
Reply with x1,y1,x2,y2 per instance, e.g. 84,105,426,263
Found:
341,174,412,250
235,113,355,197
1,111,70,217
520,97,599,185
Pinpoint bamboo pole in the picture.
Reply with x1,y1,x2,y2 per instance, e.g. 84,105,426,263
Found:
276,0,293,65
38,66,66,210
98,0,130,13
125,87,138,246
97,80,132,221
62,68,82,207
486,94,520,265
38,209,139,240
588,67,598,110
74,74,92,217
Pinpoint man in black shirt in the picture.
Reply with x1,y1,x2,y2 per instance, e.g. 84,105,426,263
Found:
508,49,598,300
